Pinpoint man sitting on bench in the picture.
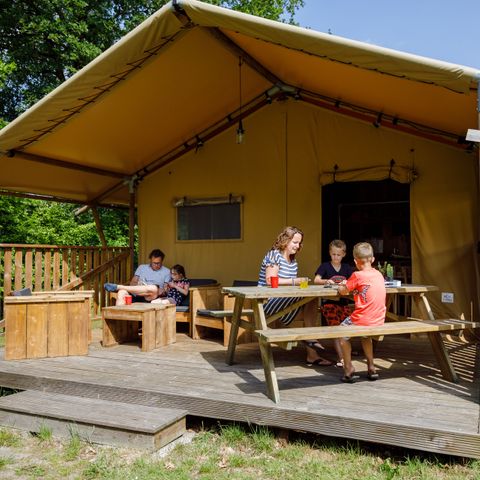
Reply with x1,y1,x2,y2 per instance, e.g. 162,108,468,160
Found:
337,242,386,383
104,249,171,305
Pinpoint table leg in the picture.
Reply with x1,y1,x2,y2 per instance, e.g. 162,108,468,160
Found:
141,310,156,352
253,299,281,402
415,293,458,383
226,296,244,365
258,338,280,403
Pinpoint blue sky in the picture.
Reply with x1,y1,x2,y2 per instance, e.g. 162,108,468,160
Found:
295,1,480,69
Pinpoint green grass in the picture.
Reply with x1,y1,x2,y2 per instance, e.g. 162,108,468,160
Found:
0,427,22,447
0,420,478,479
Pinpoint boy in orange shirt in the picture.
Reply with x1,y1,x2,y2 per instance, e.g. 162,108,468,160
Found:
337,242,386,383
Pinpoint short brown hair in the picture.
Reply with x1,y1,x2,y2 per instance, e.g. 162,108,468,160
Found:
272,226,303,255
353,242,374,260
329,239,346,252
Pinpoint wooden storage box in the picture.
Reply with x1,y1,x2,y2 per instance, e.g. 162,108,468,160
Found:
4,292,93,360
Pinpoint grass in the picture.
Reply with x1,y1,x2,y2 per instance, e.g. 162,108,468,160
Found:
0,418,478,478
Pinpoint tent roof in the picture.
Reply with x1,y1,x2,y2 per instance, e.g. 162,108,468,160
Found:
1,0,478,205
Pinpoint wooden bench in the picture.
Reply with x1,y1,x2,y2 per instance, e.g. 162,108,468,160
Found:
255,318,480,403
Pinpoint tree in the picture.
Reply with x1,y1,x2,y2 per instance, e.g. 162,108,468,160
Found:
0,0,303,124
0,196,131,246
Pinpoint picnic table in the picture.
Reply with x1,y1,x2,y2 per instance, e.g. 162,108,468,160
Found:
223,284,477,402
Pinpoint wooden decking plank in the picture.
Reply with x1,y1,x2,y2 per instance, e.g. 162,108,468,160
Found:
0,391,186,433
0,355,476,433
0,334,478,458
0,391,187,450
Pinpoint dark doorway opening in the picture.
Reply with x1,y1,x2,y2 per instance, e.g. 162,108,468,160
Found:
322,180,411,279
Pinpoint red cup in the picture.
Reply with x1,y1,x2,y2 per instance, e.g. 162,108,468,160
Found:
270,276,279,288
124,295,133,305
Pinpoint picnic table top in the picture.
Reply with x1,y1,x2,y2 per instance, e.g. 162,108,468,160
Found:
222,284,438,299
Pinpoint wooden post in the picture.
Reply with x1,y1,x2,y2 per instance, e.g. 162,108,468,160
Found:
91,206,107,248
128,179,136,276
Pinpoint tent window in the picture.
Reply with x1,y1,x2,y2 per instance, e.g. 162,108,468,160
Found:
176,203,241,241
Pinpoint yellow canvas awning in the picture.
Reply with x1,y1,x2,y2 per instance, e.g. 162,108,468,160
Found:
0,0,478,205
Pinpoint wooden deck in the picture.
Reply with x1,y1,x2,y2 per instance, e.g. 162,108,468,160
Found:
0,331,478,458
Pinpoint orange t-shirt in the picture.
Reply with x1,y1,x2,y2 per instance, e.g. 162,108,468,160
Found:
346,268,386,326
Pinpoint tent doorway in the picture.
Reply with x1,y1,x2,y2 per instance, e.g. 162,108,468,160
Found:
321,180,411,281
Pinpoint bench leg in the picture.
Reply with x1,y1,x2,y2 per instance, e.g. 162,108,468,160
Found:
415,293,458,383
258,339,280,403
226,297,244,365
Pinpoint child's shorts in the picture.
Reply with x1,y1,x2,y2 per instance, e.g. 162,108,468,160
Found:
321,303,354,326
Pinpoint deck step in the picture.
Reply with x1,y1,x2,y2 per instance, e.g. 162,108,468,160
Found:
0,391,187,450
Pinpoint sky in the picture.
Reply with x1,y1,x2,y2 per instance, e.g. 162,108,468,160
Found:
295,1,480,69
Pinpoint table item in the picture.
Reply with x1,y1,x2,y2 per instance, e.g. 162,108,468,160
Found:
300,277,309,289
125,295,133,304
270,276,279,288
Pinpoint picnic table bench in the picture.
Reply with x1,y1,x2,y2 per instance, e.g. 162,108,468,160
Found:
256,318,480,402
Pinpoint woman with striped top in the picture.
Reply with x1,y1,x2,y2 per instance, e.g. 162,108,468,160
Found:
258,226,333,367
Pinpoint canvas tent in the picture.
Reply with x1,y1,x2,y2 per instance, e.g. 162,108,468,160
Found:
0,0,479,319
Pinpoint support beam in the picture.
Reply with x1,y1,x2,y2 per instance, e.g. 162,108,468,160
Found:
91,206,107,248
6,151,125,179
0,189,127,209
206,27,282,86
128,180,136,275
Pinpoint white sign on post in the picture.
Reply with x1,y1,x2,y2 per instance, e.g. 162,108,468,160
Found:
466,129,480,143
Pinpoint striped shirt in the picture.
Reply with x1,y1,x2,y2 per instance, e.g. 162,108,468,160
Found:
258,250,298,286
258,249,300,325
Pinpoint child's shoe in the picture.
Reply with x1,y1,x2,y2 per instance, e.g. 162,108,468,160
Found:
104,282,118,292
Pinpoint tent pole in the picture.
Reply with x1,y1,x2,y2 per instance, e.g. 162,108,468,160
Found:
128,179,136,276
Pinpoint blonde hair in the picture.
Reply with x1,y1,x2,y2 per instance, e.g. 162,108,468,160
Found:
329,239,346,253
353,242,374,261
272,226,303,257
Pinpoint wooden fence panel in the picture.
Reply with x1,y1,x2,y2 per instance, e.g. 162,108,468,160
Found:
35,251,43,291
3,248,12,296
25,250,33,289
1,244,130,318
14,250,23,291
44,251,51,291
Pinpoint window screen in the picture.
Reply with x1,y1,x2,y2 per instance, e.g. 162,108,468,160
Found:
177,203,241,240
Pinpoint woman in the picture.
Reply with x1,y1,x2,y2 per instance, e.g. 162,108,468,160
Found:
258,226,333,366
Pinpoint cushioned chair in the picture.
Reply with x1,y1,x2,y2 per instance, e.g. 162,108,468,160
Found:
175,279,220,337
193,280,257,346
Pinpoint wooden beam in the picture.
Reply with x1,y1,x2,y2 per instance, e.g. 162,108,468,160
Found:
0,189,127,209
91,207,107,248
8,151,125,179
128,183,136,275
206,27,282,86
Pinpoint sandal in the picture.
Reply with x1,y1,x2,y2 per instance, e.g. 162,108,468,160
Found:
366,371,379,381
341,373,359,383
302,340,325,352
306,358,333,367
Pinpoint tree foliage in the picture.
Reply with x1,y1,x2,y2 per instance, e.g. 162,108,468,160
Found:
0,196,132,246
0,0,303,124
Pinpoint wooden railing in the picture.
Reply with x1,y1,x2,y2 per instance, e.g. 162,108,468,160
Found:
0,244,132,317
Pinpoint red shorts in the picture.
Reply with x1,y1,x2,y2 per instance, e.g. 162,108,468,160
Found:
321,303,354,326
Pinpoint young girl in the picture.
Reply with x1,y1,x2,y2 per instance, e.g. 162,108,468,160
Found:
152,264,190,306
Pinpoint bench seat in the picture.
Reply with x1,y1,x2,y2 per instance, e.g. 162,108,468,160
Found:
256,318,478,345
255,318,480,403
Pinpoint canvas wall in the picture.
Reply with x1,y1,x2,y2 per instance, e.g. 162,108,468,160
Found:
138,100,479,320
